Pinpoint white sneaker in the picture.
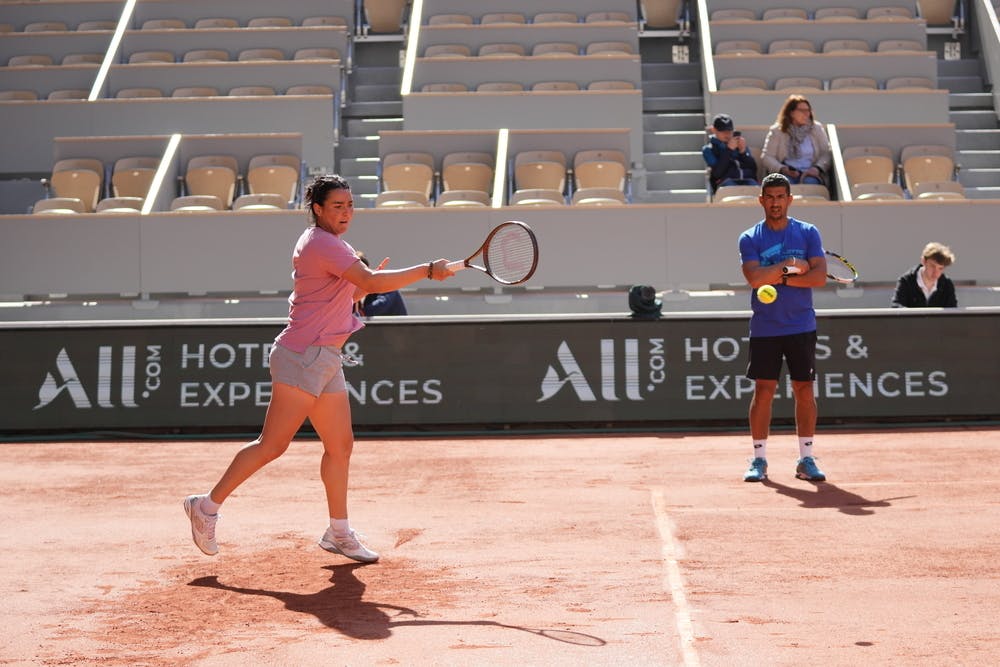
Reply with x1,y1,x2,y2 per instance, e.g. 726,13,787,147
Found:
183,494,219,556
318,527,379,563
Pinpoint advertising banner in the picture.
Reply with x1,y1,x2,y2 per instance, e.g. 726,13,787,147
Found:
2,311,997,433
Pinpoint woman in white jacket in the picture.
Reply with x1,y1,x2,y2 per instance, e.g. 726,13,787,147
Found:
761,95,832,186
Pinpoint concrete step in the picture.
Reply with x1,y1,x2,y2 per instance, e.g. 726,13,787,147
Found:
344,100,403,116
645,169,707,190
352,83,401,102
956,149,1000,168
643,111,705,132
948,92,994,109
642,79,702,98
344,116,404,137
636,189,707,204
959,167,1000,188
644,129,706,152
962,186,1000,199
949,109,999,130
349,65,402,86
641,62,701,81
336,135,381,160
643,95,703,112
956,129,1000,150
642,150,704,171
939,75,985,94
338,156,380,177
938,58,983,78
345,174,379,195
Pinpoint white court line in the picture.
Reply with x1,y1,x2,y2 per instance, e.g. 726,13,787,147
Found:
651,488,701,667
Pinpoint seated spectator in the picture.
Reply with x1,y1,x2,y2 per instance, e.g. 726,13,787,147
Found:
761,95,831,187
891,242,958,308
702,113,759,192
357,253,409,316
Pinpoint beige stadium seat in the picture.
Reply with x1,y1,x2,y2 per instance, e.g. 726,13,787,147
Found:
815,7,860,20
921,0,959,26
364,0,408,33
170,194,224,211
822,39,871,54
185,155,239,208
49,158,104,212
382,152,435,198
8,54,54,67
247,154,300,203
112,156,159,198
424,44,471,58
228,86,276,96
374,190,430,208
876,39,925,53
830,76,878,90
33,198,86,214
713,185,760,203
172,86,220,97
0,90,38,100
293,48,340,61
194,18,239,29
129,50,175,64
762,7,808,21
476,82,524,92
77,20,116,31
572,187,626,205
791,184,830,201
115,87,164,98
183,49,230,62
534,12,578,24
247,17,293,28
96,196,144,213
61,53,103,65
866,6,913,20
514,150,567,193
912,181,965,199
285,84,334,95
715,40,762,55
238,48,285,62
302,16,349,27
24,21,68,32
885,76,935,90
844,147,896,191
47,89,89,100
642,0,683,28
719,77,768,91
574,149,627,191
768,39,815,55
585,11,630,23
428,13,474,26
710,8,755,20
441,152,493,194
0,23,14,33
233,193,287,210
774,77,823,91
435,189,490,207
852,182,905,200
901,145,956,193
587,80,636,90
141,19,186,30
531,81,580,91
480,13,526,25
478,43,526,58
421,82,468,92
586,41,633,56
509,188,565,206
532,42,579,58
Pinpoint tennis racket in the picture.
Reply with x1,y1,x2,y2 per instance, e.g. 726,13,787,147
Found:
781,250,859,284
447,220,539,285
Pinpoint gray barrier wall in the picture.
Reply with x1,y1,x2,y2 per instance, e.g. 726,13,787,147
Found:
2,309,997,434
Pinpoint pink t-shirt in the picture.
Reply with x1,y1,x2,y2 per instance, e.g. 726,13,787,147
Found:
273,226,364,353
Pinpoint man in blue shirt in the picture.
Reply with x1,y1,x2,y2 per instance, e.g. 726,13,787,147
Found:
737,173,828,483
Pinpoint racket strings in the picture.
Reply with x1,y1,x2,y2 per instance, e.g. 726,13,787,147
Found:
485,226,537,284
827,256,858,282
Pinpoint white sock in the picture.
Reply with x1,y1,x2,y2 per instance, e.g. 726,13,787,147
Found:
200,495,220,515
330,518,351,536
752,440,767,460
798,437,814,459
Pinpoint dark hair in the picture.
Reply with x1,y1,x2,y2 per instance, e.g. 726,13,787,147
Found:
761,172,791,194
777,94,815,133
305,174,350,222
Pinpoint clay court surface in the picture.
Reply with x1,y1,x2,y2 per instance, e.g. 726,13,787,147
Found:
1,427,998,666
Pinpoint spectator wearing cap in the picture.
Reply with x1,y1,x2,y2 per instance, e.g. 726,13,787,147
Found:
760,94,831,186
702,113,759,193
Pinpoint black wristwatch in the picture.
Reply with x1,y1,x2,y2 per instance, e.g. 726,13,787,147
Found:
781,275,788,285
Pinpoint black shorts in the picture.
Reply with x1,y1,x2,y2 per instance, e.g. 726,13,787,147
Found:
746,331,817,382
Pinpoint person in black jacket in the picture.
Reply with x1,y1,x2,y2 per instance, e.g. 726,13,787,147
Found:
891,242,957,308
702,113,759,193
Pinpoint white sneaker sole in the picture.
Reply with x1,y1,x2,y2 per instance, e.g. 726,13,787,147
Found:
184,496,218,556
318,538,379,563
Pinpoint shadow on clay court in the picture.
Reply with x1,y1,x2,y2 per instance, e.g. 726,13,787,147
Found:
189,564,605,646
761,479,916,516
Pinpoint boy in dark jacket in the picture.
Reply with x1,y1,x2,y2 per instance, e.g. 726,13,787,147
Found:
891,242,958,308
702,113,759,192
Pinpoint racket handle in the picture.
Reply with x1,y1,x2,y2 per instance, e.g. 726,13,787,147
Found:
446,260,467,272
782,265,803,275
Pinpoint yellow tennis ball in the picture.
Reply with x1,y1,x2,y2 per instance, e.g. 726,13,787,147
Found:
757,284,778,304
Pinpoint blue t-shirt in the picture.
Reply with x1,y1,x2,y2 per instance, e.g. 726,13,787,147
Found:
738,217,823,337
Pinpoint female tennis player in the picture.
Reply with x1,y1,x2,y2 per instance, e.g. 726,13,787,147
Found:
184,174,455,563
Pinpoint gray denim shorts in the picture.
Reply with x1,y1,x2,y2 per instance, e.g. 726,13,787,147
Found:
269,344,347,396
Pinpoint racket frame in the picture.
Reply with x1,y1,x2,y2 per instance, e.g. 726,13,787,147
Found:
824,250,859,284
453,220,539,285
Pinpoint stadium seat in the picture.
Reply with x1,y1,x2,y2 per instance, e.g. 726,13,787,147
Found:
428,13,474,26
115,87,164,98
24,21,68,32
719,77,768,91
815,7,860,20
586,41,633,56
768,39,815,55
247,154,300,204
573,149,627,192
302,16,349,27
912,181,965,199
572,187,627,205
228,86,276,96
381,152,435,199
715,40,762,55
713,185,760,203
233,193,287,210
843,146,896,193
478,43,526,58
587,80,636,90
791,184,831,201
710,9,755,20
774,77,823,91
866,6,913,21
172,86,220,97
534,12,578,24
441,152,493,195
293,48,340,61
285,84,334,95
885,76,935,90
374,190,430,207
876,39,925,53
901,145,956,193
0,90,38,100
531,81,580,91
364,0,407,33
141,19,186,30
185,155,239,208
584,11,630,23
61,53,103,65
852,182,904,200
920,0,959,26
112,156,159,198
480,13,526,25
32,197,85,214
509,188,565,205
421,82,469,92
194,18,239,29
47,89,89,100
476,82,524,92
238,48,285,62
762,8,808,21
170,195,224,211
532,42,579,58
514,150,566,201
0,23,14,33
246,17,293,28
424,44,471,58
435,189,490,207
8,54,54,67
642,0,683,28
129,50,175,64
96,196,144,213
830,76,878,90
48,158,103,212
77,20,116,31
183,49,229,62
822,39,871,54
